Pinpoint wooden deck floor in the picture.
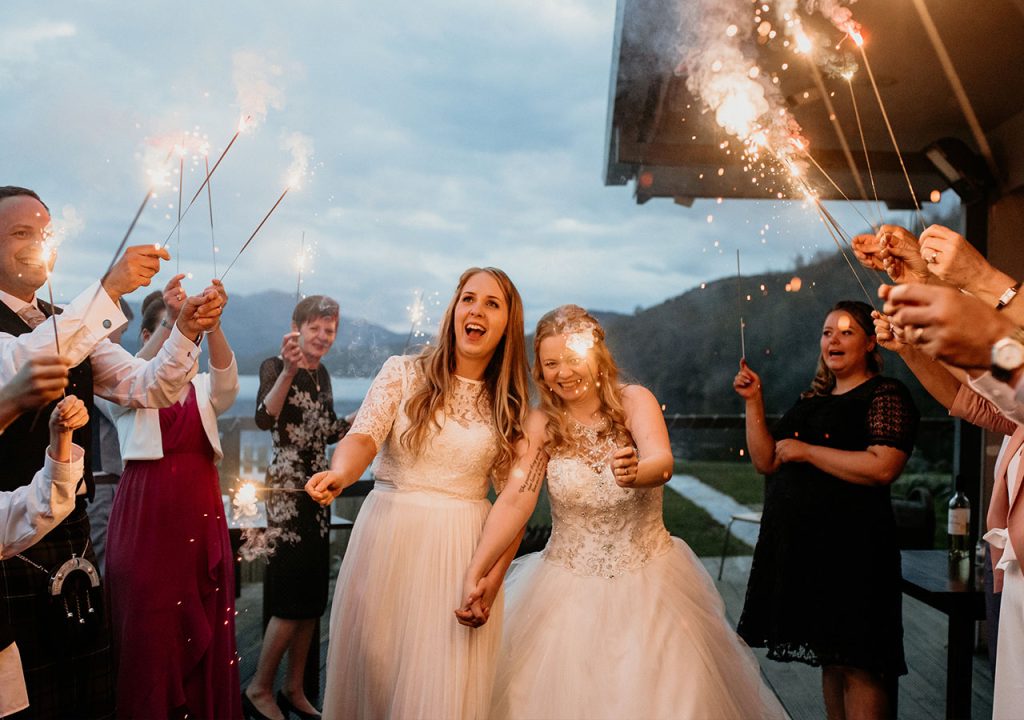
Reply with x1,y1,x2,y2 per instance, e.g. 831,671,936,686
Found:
234,544,994,718
706,556,994,720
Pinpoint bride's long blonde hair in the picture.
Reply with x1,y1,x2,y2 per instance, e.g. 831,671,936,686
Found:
400,267,530,481
533,305,631,453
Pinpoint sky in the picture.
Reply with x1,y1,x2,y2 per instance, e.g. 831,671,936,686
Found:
0,1,959,332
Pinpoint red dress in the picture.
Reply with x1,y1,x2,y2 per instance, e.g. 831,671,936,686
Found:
105,384,241,719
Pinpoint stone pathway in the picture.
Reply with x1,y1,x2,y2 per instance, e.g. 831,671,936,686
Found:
666,474,761,547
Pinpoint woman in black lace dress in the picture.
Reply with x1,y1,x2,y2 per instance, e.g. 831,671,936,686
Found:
733,300,918,719
244,296,350,720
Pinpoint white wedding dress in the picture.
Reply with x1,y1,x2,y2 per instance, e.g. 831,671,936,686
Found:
322,356,503,719
490,418,785,720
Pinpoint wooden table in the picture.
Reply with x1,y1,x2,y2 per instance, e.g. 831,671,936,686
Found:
900,549,986,720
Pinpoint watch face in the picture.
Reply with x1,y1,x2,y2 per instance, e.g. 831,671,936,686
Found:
995,339,1024,371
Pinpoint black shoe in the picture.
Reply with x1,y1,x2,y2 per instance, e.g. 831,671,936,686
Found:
242,691,281,720
276,690,322,720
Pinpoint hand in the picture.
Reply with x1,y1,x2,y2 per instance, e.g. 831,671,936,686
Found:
876,225,930,285
305,471,343,506
50,394,88,433
455,574,490,628
175,288,224,338
851,232,885,272
200,279,228,332
918,224,1011,296
162,273,187,318
732,359,762,401
281,332,303,376
880,283,1017,368
871,310,905,352
102,244,170,302
610,445,639,487
0,355,69,411
774,438,809,464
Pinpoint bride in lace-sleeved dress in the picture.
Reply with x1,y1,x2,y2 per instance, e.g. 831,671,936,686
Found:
305,268,530,720
460,306,784,720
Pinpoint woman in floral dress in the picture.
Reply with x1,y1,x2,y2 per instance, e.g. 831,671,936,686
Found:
244,296,350,720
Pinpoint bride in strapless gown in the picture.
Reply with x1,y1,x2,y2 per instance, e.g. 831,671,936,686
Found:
459,305,784,720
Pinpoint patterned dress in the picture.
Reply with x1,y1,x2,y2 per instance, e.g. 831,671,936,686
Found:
738,375,919,677
322,355,505,719
256,357,349,619
490,417,784,720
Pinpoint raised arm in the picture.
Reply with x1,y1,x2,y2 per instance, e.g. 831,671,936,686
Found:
255,333,303,426
733,360,780,475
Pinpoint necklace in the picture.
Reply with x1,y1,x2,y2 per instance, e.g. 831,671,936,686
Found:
304,365,321,394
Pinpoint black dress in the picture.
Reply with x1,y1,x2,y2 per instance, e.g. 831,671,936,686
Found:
737,375,919,677
256,357,350,619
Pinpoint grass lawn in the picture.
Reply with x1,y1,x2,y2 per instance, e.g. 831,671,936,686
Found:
677,460,765,508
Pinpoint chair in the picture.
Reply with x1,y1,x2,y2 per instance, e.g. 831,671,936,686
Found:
717,511,763,580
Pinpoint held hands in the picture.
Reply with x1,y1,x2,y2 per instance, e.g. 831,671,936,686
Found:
455,574,491,629
870,310,906,352
175,283,226,338
610,446,639,487
918,224,1010,295
875,225,931,285
305,471,343,506
281,332,304,376
732,359,762,401
102,245,171,302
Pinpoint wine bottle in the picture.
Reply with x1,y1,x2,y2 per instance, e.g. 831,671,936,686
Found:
948,475,971,579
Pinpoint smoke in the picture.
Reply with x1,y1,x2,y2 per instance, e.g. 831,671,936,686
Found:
281,130,314,188
232,51,285,129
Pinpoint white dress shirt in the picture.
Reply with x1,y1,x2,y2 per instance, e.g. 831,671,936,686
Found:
0,281,201,410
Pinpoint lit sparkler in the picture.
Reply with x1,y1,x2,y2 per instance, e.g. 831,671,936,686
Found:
736,250,746,360
403,290,426,353
295,231,308,303
218,185,291,281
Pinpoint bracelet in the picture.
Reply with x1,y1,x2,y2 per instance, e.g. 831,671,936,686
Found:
996,281,1022,310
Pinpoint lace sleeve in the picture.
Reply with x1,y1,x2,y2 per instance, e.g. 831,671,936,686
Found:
867,378,919,454
254,356,283,430
349,356,410,451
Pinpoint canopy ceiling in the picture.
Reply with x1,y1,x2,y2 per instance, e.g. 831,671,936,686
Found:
605,0,1024,206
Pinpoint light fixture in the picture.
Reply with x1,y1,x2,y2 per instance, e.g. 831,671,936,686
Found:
924,137,993,204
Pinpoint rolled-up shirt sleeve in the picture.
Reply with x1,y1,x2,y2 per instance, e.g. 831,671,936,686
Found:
0,443,84,560
967,372,1024,426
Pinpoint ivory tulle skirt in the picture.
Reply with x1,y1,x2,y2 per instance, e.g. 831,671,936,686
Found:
322,484,502,720
490,538,785,720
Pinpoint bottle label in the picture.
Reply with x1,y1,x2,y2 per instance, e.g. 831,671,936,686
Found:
948,509,970,535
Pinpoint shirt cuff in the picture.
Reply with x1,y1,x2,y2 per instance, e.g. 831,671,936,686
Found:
67,280,127,337
163,324,202,363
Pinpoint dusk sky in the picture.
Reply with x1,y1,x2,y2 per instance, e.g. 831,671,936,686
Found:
1,1,956,332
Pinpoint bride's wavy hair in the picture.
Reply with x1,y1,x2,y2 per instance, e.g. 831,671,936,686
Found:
533,305,631,453
802,300,882,398
401,267,530,481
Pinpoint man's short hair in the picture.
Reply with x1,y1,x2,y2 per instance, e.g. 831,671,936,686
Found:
0,186,49,213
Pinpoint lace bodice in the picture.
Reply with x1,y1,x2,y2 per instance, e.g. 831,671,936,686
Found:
350,355,500,501
542,419,672,577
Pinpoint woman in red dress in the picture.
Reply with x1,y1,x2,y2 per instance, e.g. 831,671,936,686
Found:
105,276,241,719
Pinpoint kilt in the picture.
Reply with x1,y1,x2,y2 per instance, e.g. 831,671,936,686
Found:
0,501,114,720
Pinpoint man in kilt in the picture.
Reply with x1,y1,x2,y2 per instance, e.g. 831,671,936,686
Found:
0,186,224,719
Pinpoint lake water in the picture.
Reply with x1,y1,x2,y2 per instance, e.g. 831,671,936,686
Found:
228,375,374,419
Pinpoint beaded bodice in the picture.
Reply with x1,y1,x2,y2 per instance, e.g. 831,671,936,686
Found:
350,355,500,501
542,419,672,577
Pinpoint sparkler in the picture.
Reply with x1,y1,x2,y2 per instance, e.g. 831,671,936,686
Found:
295,232,307,303
218,185,291,281
205,155,218,276
161,117,249,249
403,290,426,353
736,250,746,360
175,137,185,274
843,69,885,227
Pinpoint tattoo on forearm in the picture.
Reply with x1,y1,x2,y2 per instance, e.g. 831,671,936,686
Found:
518,450,548,494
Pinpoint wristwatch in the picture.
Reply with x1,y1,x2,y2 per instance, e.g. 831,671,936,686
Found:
991,327,1024,382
